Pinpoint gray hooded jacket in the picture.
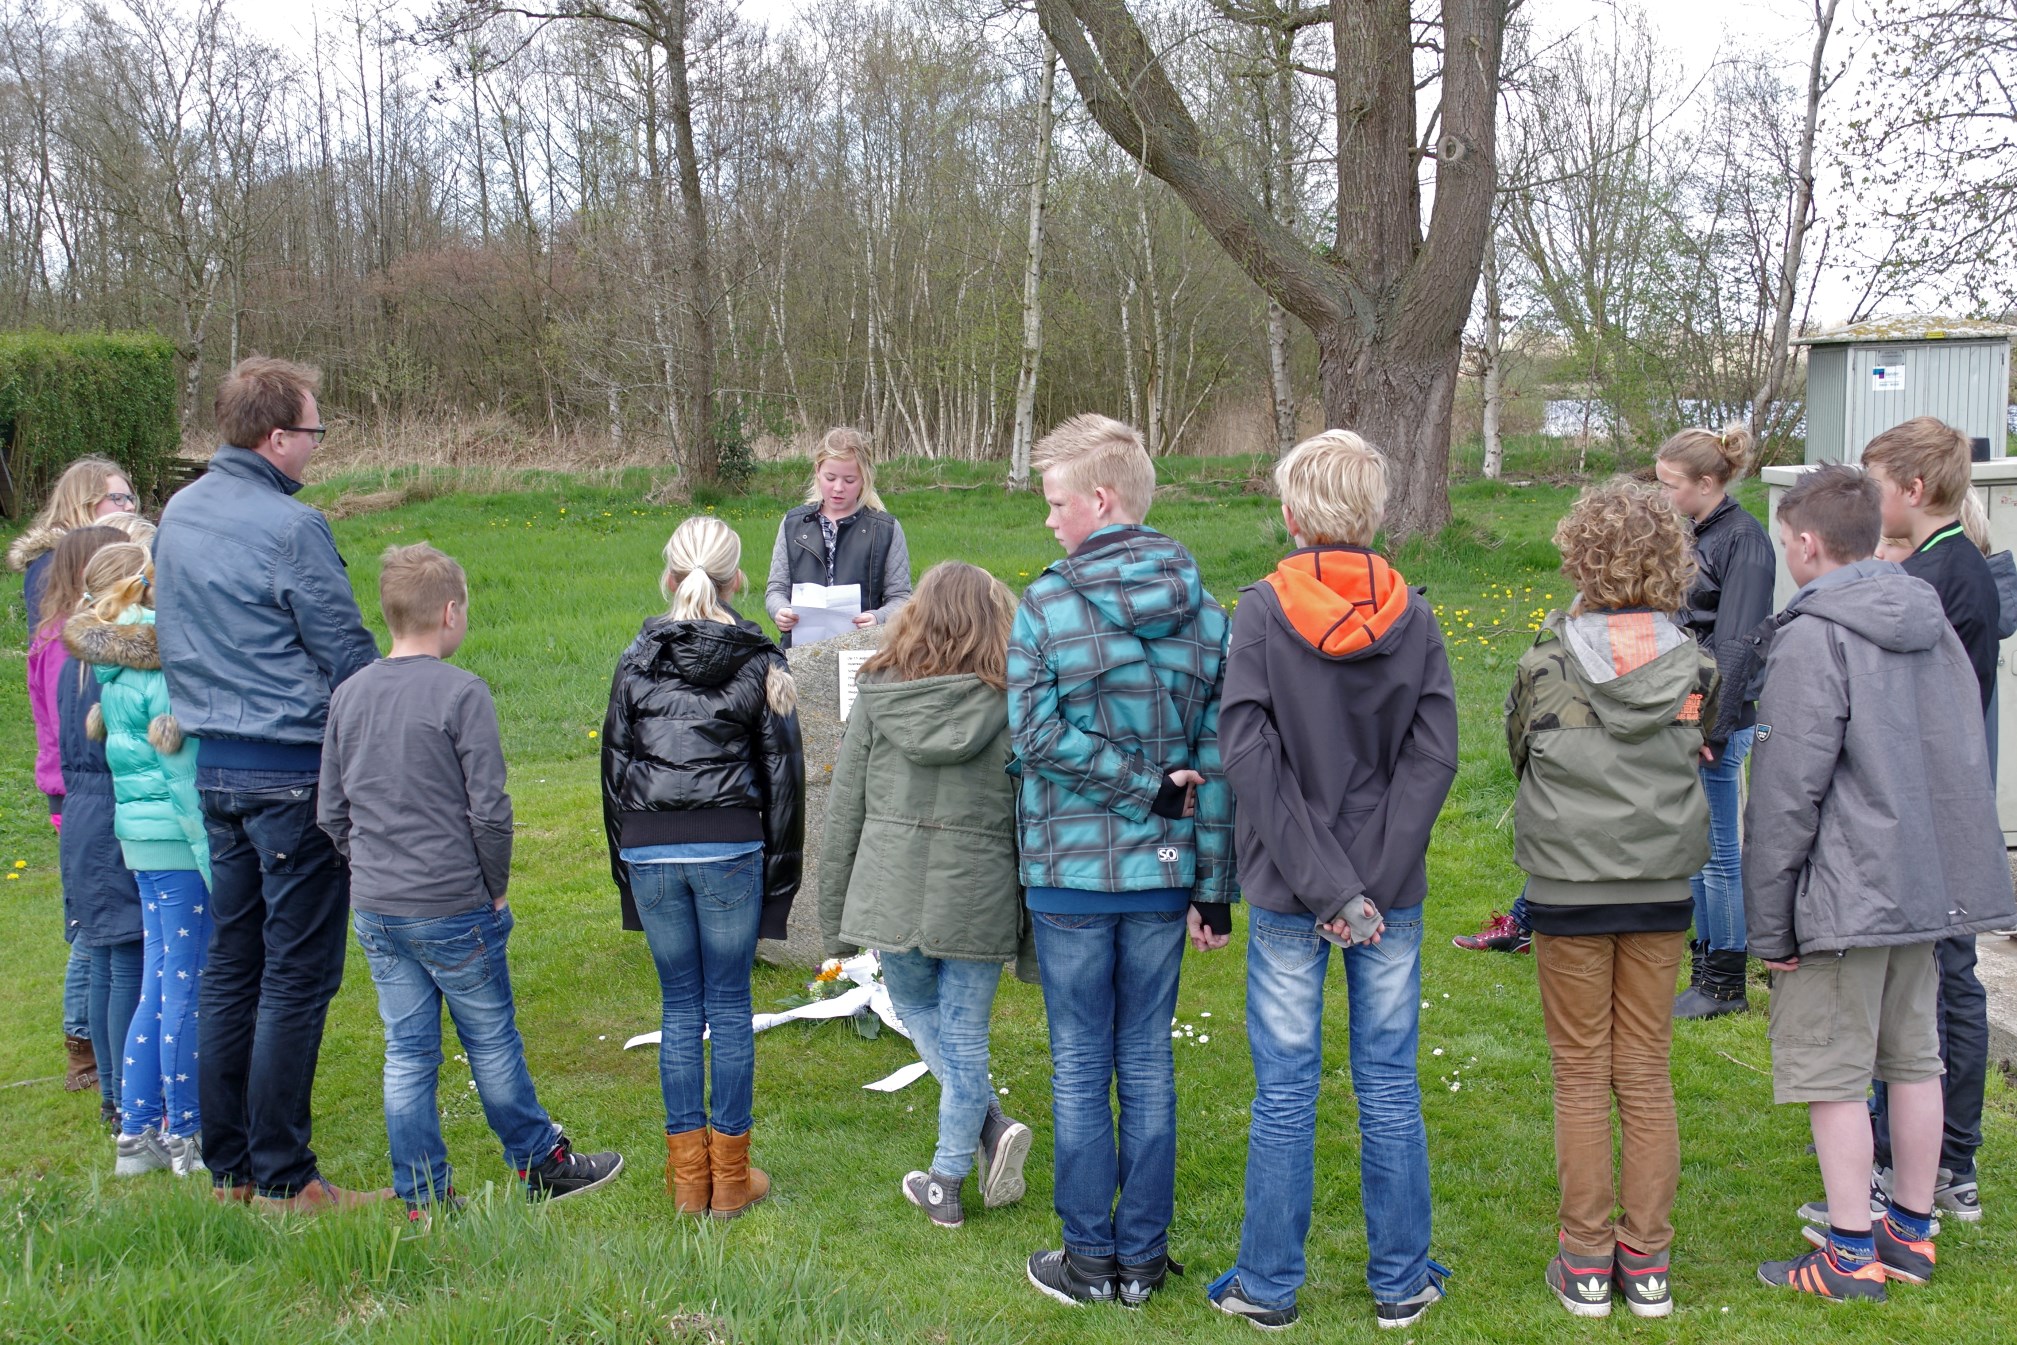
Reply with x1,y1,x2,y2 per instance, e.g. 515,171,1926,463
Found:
1743,560,2016,960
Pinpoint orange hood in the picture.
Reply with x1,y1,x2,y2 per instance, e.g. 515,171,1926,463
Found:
1260,547,1413,658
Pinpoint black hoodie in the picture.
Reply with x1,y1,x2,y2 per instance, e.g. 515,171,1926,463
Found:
601,615,805,938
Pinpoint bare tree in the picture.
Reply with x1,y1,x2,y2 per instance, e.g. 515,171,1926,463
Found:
1007,38,1056,491
1033,0,1507,538
1750,0,1839,434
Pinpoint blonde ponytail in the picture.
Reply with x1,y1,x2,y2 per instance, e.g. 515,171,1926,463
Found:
80,542,153,623
660,515,744,624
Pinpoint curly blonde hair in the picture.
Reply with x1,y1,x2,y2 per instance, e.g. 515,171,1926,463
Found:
1553,480,1697,613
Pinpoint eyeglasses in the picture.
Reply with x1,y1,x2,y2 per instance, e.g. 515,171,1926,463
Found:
101,491,138,507
280,425,328,443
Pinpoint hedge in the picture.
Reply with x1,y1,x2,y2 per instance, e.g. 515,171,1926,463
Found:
0,331,180,516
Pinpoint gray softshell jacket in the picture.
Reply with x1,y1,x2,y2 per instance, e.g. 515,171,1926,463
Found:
1743,561,2017,960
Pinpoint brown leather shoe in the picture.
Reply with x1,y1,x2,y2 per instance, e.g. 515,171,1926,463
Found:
251,1178,395,1215
64,1034,98,1093
707,1128,769,1219
666,1128,711,1214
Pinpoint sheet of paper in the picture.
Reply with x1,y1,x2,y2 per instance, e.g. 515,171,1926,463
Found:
790,582,862,645
838,650,873,719
863,1060,931,1092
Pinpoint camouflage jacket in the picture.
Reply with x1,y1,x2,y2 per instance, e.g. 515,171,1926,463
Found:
1505,609,1719,904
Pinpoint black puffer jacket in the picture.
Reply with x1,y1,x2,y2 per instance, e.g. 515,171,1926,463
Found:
601,615,805,939
1681,494,1774,750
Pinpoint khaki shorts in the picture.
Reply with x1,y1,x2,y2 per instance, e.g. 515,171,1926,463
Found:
1768,944,1944,1104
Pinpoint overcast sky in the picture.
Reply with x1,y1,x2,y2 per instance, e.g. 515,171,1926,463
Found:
237,0,1873,318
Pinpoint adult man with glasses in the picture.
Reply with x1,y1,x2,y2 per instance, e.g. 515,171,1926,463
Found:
155,356,382,1211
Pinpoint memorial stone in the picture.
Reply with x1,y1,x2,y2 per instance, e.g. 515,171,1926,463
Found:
763,625,886,966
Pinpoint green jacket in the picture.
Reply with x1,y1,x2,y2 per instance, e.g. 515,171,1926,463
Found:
1505,609,1718,906
820,671,1034,979
65,607,211,889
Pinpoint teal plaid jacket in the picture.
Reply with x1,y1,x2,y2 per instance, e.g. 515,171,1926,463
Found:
1007,525,1235,903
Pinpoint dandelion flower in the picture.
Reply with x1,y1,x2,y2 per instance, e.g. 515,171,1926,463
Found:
11,860,24,869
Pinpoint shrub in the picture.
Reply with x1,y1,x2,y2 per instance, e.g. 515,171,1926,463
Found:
0,331,180,515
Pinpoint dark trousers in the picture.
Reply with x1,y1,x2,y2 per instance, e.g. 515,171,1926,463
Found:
1873,935,1989,1178
196,772,351,1197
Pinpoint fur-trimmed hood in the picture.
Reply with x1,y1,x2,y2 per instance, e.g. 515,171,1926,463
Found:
62,609,161,671
7,522,64,573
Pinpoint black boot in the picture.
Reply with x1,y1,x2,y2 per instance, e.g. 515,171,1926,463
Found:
1671,940,1706,1014
1674,946,1749,1019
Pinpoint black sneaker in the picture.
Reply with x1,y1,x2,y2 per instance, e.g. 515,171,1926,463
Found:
1206,1269,1298,1330
521,1136,624,1202
977,1098,1033,1209
901,1170,964,1228
1117,1252,1184,1307
405,1189,466,1233
1026,1248,1117,1306
1376,1277,1445,1329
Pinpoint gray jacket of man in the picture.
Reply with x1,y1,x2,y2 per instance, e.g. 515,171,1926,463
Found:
1743,559,2017,960
155,445,379,762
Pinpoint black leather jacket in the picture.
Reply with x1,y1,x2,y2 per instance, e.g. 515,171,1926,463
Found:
601,615,805,939
1682,494,1775,749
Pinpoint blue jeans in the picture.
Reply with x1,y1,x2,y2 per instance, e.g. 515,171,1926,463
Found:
122,871,210,1137
1688,726,1754,952
1031,908,1186,1263
879,950,1003,1180
353,904,559,1206
64,939,90,1039
86,939,143,1116
1232,905,1434,1307
197,770,351,1197
629,855,764,1136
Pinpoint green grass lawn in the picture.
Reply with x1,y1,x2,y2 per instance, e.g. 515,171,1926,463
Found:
0,459,2008,1343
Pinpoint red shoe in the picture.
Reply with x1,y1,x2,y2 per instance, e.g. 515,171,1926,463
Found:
1452,911,1532,954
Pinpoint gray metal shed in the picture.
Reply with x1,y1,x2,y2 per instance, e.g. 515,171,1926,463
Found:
1794,316,2016,464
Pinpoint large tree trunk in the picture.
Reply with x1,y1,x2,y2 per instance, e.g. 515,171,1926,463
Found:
1036,0,1505,539
1009,42,1057,491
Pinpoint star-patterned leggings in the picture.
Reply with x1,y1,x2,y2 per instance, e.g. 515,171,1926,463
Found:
121,869,210,1138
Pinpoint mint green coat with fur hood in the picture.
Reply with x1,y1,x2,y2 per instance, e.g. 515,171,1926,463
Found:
64,607,211,888
819,671,1035,980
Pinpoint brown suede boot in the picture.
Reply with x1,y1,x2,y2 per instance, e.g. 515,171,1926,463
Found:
665,1128,711,1214
707,1128,769,1219
64,1034,98,1093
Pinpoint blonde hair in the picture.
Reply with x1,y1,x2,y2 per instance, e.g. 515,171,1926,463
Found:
379,543,468,637
859,561,1015,691
1656,423,1752,486
1554,480,1697,613
1031,413,1156,520
661,515,745,624
1861,416,1973,515
1961,491,1991,554
1276,430,1387,546
802,428,886,513
96,511,156,547
81,542,153,623
32,456,129,533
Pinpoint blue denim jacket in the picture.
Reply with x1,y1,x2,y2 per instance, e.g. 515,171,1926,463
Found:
1007,525,1234,904
155,446,379,761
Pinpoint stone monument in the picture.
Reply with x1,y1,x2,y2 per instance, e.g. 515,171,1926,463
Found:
761,625,886,967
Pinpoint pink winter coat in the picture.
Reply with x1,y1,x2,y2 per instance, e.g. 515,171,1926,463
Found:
28,629,65,804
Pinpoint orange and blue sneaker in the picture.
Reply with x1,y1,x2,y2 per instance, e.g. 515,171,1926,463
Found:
1801,1216,1935,1286
1758,1242,1887,1302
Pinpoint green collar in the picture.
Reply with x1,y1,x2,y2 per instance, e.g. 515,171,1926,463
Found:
1915,523,1966,555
